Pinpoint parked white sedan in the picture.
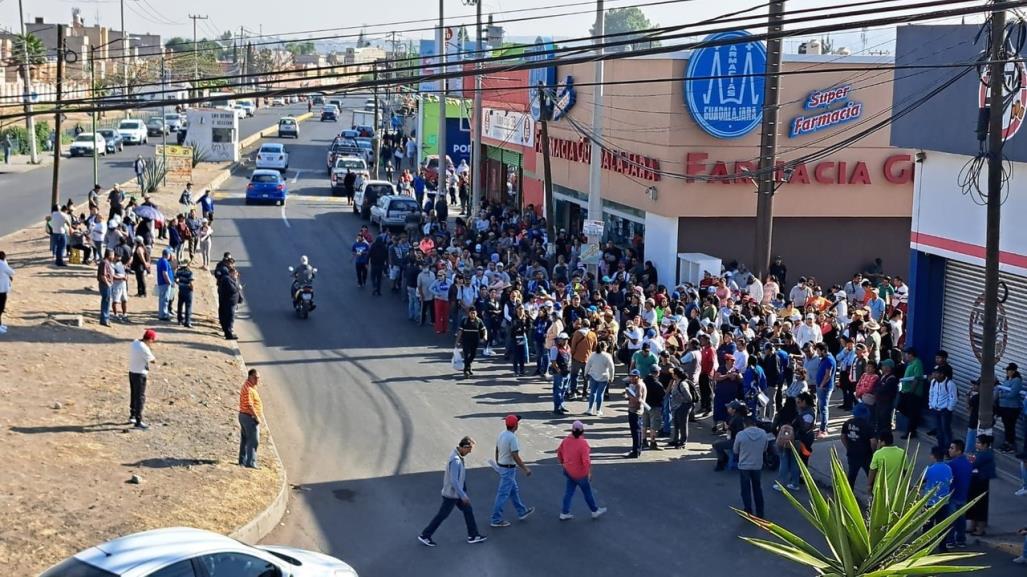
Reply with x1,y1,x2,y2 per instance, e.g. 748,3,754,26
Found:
38,527,359,577
255,143,289,172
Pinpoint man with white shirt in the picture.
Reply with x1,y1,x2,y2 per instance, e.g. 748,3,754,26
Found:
128,329,158,429
50,205,71,267
0,251,13,333
788,277,812,309
928,364,958,451
844,273,865,303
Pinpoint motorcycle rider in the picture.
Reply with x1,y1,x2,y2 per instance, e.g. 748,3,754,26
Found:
291,255,316,309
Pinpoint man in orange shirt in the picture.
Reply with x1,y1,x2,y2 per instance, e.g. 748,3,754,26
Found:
238,369,264,469
556,421,607,520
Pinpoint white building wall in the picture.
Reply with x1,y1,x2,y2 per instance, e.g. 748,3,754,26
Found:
643,212,679,285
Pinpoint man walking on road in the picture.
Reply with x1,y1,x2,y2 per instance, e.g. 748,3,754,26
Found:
0,250,14,334
455,307,487,378
128,329,157,429
624,369,647,459
557,421,607,520
133,155,146,192
238,369,263,469
217,266,243,340
490,415,535,528
418,436,489,547
734,415,767,518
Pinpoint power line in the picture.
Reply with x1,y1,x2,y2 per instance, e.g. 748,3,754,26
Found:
7,0,1015,117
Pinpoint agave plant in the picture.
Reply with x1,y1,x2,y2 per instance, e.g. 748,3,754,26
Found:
141,157,168,194
739,447,986,576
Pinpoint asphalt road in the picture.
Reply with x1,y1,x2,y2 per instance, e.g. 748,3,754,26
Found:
199,107,1025,576
0,103,308,239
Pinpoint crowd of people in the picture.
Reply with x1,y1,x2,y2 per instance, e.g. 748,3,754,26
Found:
335,178,1026,553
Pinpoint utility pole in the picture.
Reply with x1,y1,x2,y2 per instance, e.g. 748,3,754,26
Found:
977,0,1007,436
51,25,66,208
90,47,99,186
160,55,168,186
17,0,39,164
372,60,381,180
189,15,209,87
539,81,555,241
753,0,786,279
437,2,448,204
587,0,605,223
120,0,129,113
466,0,484,217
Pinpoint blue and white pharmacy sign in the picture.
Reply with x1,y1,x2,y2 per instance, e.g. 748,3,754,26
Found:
789,84,864,138
526,37,557,121
684,31,767,139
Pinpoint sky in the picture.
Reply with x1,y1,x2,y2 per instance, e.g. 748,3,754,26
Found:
6,0,980,52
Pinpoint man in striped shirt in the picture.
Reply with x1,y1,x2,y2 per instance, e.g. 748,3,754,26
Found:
238,369,264,469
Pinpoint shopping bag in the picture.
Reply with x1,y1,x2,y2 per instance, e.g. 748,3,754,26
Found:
451,348,465,371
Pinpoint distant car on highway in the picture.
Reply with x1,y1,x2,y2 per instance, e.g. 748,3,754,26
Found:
37,526,359,577
246,169,288,206
117,119,148,145
277,117,299,139
370,194,419,230
364,98,376,111
236,99,256,117
68,132,106,157
145,117,167,137
96,129,124,153
269,97,286,106
163,113,183,132
321,105,339,122
255,143,289,172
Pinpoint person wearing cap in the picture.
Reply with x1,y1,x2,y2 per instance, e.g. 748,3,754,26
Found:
630,341,659,381
840,403,874,488
531,303,553,376
994,363,1023,452
557,421,607,520
548,333,572,414
155,248,175,322
217,265,243,340
623,370,647,458
238,369,264,468
418,436,488,547
490,415,535,528
866,287,887,323
568,319,597,400
455,307,487,378
643,365,666,451
128,329,157,429
926,364,957,452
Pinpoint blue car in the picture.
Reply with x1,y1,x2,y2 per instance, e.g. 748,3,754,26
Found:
246,169,288,206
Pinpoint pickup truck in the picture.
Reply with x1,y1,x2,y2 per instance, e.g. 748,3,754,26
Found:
325,140,362,172
330,156,369,195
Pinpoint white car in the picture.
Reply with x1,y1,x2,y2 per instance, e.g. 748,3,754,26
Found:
237,100,257,117
269,97,286,107
231,105,248,120
38,527,358,577
255,143,289,172
68,132,107,157
117,119,148,145
164,113,184,132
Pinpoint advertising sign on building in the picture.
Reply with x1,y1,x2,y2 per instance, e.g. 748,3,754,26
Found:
684,30,767,139
482,107,535,148
979,59,1027,142
445,117,471,166
526,37,557,121
790,84,864,138
552,76,577,121
419,39,439,93
156,144,193,185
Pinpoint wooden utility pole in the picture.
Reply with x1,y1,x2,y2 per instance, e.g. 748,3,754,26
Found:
51,25,65,208
977,0,1007,435
17,0,39,163
90,47,99,187
753,0,786,279
538,81,555,241
189,15,209,86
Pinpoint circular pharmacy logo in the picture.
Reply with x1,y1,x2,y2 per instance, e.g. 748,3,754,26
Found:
979,59,1027,141
685,30,767,139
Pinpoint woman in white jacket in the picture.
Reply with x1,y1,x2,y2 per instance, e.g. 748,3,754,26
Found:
584,341,616,416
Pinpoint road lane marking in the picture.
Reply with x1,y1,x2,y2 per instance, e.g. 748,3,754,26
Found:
291,169,302,184
281,205,291,228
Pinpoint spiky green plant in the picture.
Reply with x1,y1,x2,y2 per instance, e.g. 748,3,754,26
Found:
141,157,167,193
739,447,986,576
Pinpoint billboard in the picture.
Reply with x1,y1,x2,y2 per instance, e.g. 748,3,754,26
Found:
891,25,1027,162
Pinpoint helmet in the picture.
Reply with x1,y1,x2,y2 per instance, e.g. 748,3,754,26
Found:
300,255,309,265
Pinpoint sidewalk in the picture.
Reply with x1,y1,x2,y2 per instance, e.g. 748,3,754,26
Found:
0,153,55,175
805,407,1026,556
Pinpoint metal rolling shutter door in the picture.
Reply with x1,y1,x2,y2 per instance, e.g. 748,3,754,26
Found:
940,260,1027,426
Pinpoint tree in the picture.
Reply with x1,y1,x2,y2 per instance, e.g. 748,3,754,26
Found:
11,33,47,67
286,41,316,56
591,7,659,52
740,448,986,577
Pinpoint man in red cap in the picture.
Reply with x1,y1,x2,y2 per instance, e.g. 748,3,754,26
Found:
489,415,534,528
128,329,157,429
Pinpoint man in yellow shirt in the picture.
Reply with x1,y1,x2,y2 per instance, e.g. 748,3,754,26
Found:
868,430,906,498
238,369,264,469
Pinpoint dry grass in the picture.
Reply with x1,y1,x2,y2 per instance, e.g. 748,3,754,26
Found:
0,174,279,576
